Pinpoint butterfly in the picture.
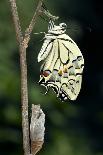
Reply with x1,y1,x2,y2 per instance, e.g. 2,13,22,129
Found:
37,20,84,101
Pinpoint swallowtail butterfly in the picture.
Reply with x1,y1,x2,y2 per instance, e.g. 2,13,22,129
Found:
38,20,84,101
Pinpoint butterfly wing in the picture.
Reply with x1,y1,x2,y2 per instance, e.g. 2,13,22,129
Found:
38,33,84,101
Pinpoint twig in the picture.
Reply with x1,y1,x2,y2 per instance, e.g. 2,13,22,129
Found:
23,0,59,49
9,0,23,43
9,0,30,155
41,6,59,20
9,0,58,155
23,0,44,48
9,0,45,155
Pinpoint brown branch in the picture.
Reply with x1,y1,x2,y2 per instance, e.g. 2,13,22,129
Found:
9,0,30,155
9,0,23,44
23,0,44,48
23,1,59,49
9,0,46,154
20,46,30,155
9,0,58,155
40,7,59,20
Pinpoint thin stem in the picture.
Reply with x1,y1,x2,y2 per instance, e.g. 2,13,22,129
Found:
9,0,45,155
23,0,44,48
9,0,23,43
9,0,30,155
23,0,59,48
41,7,59,20
9,0,58,155
20,45,30,155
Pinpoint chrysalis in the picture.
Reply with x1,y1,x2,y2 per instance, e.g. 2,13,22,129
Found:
37,20,84,101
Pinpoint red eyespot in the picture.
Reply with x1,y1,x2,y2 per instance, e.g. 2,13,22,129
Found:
41,70,50,77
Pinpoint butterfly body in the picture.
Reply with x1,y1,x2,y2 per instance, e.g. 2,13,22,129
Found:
38,21,84,101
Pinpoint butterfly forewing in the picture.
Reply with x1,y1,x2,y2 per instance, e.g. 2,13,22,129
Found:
38,39,53,62
41,39,59,73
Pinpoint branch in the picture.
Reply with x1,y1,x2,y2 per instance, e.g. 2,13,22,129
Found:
9,0,58,155
9,0,45,155
23,1,59,48
9,0,23,44
9,1,30,155
40,6,59,20
23,0,44,48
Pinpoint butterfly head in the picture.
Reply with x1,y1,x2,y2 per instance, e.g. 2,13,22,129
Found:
48,22,67,35
59,23,67,30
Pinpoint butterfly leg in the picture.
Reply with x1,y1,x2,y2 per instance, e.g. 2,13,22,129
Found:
45,86,49,95
34,32,46,35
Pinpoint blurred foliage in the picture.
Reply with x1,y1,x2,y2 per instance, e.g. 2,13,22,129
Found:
0,0,103,155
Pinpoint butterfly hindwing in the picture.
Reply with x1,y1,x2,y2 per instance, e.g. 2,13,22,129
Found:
41,39,59,72
58,37,84,100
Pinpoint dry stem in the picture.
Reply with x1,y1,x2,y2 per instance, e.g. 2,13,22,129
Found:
9,0,44,155
9,0,58,155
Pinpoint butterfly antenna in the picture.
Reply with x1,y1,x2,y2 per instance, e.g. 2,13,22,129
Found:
67,27,78,31
45,86,49,95
67,24,92,32
86,26,92,32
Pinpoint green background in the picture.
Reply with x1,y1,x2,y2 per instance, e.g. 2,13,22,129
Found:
0,0,103,155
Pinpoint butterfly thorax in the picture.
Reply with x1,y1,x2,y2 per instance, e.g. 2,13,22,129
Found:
44,23,67,39
44,23,76,43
